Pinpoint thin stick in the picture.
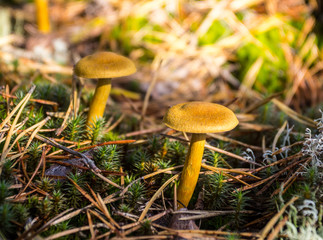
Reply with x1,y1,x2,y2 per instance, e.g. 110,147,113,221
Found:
105,113,125,132
267,215,288,240
15,146,49,199
0,85,35,132
76,139,136,152
55,99,73,136
272,121,287,152
44,223,108,240
208,133,263,151
123,127,166,138
138,174,179,221
35,134,100,172
201,163,261,179
86,210,95,240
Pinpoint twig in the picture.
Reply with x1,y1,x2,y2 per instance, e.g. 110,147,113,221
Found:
44,223,108,240
0,85,36,173
0,84,35,132
105,113,125,132
55,99,73,136
138,174,179,221
76,139,136,151
122,127,166,138
272,121,287,152
208,133,263,151
15,146,50,199
178,210,254,221
267,215,288,240
35,134,100,171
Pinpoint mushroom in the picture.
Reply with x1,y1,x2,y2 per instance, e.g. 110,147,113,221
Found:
163,101,239,208
74,52,137,127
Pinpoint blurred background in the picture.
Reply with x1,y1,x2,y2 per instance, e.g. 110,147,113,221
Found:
0,0,322,115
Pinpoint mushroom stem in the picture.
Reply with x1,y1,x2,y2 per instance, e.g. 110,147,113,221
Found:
86,78,111,127
177,133,206,208
35,0,51,33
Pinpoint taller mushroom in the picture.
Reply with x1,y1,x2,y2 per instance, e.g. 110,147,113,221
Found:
163,101,239,208
74,52,137,127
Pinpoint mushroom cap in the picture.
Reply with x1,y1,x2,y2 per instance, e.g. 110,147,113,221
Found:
163,101,239,133
74,52,137,79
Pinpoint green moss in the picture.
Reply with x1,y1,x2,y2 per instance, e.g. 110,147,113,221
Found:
237,28,288,93
198,20,231,46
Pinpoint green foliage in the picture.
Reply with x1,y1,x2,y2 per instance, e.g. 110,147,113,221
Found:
65,173,86,209
45,118,62,130
204,172,231,209
155,158,172,169
103,131,123,141
110,17,148,54
27,108,44,127
137,220,154,235
42,221,70,239
12,204,29,225
36,177,54,192
304,166,320,187
132,149,152,174
198,20,231,46
34,82,70,111
26,195,39,217
230,190,250,227
226,236,238,240
0,203,14,236
63,115,86,142
87,117,106,143
14,90,26,103
164,140,186,165
51,190,66,215
125,180,146,208
148,136,163,154
0,161,13,181
0,181,10,204
205,149,227,168
237,29,288,93
109,16,159,58
26,141,43,171
119,203,132,213
94,145,122,171
37,196,52,217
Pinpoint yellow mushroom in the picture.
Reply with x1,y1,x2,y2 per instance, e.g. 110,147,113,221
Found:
163,101,239,209
74,52,137,127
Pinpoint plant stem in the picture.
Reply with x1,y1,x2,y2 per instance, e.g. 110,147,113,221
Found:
177,133,206,208
87,78,111,127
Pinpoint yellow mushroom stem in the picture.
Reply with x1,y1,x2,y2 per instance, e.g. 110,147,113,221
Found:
86,78,111,127
35,0,51,33
177,133,206,209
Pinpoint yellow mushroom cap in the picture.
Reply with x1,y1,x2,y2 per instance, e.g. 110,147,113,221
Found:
74,52,137,79
163,101,239,133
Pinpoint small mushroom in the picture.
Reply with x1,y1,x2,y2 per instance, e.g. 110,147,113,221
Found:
74,52,137,127
163,101,239,208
